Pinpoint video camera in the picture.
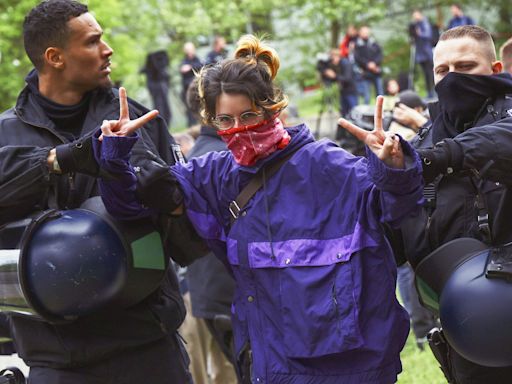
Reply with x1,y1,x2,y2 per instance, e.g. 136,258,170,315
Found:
336,105,392,156
408,22,417,41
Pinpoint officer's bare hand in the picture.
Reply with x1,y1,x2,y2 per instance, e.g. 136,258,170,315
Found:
99,87,158,141
338,96,405,169
393,103,428,132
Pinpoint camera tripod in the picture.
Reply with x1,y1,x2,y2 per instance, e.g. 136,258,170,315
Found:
315,83,340,140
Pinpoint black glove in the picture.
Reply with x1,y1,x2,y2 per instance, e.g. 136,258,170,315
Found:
134,150,184,214
416,139,463,183
55,132,102,177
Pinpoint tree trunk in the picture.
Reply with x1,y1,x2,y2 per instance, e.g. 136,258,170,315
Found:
496,0,511,38
331,19,341,48
435,5,443,30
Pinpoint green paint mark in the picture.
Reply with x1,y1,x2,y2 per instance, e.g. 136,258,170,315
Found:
416,277,440,314
131,232,166,270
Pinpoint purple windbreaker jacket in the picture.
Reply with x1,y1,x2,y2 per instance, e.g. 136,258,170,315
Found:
94,124,424,384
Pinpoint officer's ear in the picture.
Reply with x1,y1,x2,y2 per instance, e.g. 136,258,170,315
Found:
44,47,65,70
491,61,503,74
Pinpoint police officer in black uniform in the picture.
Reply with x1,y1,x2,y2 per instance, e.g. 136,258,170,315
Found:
0,1,203,382
340,25,512,384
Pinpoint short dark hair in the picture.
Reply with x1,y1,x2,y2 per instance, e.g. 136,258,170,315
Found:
186,78,201,119
500,37,512,69
23,0,88,70
439,25,496,61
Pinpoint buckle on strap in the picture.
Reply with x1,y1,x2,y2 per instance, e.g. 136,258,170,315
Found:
478,213,489,225
478,213,490,234
229,201,241,220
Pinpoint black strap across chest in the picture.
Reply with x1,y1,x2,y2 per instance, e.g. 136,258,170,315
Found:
228,148,300,226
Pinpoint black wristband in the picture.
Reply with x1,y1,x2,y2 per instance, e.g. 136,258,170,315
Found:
55,135,100,176
416,139,463,183
55,142,75,174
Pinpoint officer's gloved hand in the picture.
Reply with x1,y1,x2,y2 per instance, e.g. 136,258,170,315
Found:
55,132,109,178
134,151,184,214
416,139,463,183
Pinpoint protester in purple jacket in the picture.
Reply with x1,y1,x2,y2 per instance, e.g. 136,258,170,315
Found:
94,35,424,384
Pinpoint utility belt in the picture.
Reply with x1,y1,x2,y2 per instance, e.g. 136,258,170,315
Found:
0,197,167,323
427,328,454,383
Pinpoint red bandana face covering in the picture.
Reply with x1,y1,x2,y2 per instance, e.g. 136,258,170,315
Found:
217,117,291,166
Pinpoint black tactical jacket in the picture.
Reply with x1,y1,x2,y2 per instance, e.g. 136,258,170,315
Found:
400,95,512,267
0,84,189,368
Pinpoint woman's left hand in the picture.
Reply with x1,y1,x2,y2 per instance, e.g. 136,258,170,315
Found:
99,87,159,140
338,95,405,169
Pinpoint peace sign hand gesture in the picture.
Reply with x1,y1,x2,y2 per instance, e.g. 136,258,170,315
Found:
99,87,159,140
338,96,404,169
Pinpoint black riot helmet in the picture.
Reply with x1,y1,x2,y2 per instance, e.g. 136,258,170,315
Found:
0,197,167,323
415,238,512,367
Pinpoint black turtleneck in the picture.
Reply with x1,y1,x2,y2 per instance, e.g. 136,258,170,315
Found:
26,70,91,141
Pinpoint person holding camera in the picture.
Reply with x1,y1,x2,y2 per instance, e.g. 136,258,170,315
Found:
316,49,343,113
387,90,429,141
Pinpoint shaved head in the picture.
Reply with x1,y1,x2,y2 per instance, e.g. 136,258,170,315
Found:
439,25,497,62
500,37,512,74
433,25,502,84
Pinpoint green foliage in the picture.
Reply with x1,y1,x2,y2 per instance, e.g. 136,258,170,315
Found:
0,1,36,111
0,0,511,117
396,290,445,383
398,331,446,383
382,35,411,82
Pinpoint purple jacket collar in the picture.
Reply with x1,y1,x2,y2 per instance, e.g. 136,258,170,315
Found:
235,124,314,175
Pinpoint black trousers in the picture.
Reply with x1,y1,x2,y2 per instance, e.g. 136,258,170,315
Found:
28,334,191,384
147,80,172,126
418,60,434,97
448,345,512,384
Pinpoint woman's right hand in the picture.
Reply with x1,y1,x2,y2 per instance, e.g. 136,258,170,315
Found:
338,95,405,169
99,87,159,141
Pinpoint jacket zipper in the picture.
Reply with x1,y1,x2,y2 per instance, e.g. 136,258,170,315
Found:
332,282,341,335
15,108,79,208
68,173,76,193
14,107,69,144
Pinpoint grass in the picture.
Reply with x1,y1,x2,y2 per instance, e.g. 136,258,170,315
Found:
397,332,446,383
396,283,446,384
295,88,324,118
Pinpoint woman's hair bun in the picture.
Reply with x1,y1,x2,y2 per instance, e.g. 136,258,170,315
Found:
234,34,280,80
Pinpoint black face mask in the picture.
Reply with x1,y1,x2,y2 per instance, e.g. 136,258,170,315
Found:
432,71,512,143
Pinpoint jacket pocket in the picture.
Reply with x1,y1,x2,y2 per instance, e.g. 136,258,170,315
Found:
279,259,364,358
